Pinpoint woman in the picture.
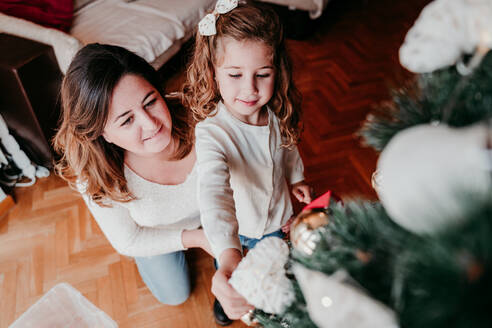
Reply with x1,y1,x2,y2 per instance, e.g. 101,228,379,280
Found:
53,43,208,306
54,43,251,325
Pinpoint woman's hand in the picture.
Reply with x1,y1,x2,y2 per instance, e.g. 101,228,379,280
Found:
212,248,254,319
181,229,213,256
291,180,313,204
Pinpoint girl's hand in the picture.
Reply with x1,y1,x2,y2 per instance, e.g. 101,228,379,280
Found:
212,249,254,319
281,216,295,234
181,229,214,256
291,180,313,204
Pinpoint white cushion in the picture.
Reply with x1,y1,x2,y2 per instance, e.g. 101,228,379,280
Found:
70,0,214,65
126,0,215,31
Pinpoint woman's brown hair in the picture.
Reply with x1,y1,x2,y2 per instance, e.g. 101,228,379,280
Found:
54,43,193,206
182,1,302,147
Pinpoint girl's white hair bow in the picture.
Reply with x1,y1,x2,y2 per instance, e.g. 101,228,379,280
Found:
198,0,238,36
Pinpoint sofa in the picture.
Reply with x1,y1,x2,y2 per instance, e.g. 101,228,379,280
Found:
0,0,216,73
0,0,328,73
0,0,329,74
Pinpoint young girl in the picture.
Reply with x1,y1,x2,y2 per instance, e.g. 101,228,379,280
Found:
183,0,312,323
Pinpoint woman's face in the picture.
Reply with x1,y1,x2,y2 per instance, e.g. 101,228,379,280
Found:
102,74,173,156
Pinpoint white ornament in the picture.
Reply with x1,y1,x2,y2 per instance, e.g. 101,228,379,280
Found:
198,0,238,36
229,237,295,314
293,265,398,328
399,0,492,73
375,123,491,234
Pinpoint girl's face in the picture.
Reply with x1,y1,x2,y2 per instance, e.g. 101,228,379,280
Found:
102,74,173,157
214,38,275,125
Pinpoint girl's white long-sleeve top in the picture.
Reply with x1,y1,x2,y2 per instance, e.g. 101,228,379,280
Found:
79,165,201,257
195,102,305,259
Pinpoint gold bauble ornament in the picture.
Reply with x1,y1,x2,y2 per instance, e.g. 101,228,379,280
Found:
290,209,329,256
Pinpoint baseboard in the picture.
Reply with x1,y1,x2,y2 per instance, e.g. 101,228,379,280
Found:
0,195,15,221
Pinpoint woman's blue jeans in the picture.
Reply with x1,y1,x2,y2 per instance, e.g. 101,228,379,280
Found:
134,250,190,305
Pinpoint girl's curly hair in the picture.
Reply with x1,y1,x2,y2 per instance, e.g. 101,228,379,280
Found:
182,1,302,147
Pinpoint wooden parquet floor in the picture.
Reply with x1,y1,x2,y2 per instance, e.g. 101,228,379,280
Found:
0,0,430,327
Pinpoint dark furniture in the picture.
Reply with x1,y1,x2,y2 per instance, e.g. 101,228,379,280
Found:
0,33,62,168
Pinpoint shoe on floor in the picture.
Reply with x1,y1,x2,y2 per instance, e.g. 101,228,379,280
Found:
213,298,233,326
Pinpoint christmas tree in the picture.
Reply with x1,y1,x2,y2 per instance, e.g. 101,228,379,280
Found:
228,0,492,327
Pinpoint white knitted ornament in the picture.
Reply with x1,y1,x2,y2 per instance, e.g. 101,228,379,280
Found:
399,0,492,73
229,237,295,314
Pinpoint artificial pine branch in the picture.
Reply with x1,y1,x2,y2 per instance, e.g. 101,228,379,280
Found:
293,201,420,305
394,198,492,328
360,52,492,151
253,269,317,328
256,195,492,328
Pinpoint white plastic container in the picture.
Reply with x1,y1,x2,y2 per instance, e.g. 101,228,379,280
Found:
9,283,118,328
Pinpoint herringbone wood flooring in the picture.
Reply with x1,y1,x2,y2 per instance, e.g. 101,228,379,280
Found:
1,0,430,327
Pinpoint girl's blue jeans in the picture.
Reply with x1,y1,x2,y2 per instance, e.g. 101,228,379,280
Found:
215,229,285,269
134,229,285,305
